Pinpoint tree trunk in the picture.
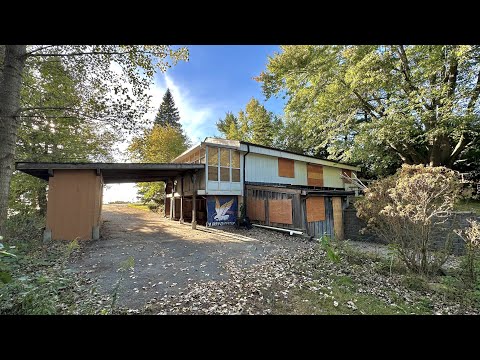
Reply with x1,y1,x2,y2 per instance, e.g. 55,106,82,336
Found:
429,134,452,166
37,184,48,217
0,45,27,237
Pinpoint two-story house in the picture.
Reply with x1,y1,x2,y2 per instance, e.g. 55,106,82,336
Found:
165,137,360,240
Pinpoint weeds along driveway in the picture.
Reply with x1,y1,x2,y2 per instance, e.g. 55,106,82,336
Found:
70,204,308,310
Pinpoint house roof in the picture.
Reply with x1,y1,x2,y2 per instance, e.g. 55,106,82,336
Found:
171,137,361,171
15,162,204,184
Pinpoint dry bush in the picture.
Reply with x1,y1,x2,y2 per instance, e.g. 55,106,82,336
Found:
356,164,463,275
455,219,480,287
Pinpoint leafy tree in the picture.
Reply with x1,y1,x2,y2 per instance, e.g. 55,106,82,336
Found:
216,112,241,140
128,125,189,206
257,45,480,175
154,88,182,130
216,98,282,147
0,45,188,236
9,57,118,216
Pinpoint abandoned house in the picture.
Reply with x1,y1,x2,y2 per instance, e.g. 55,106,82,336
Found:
166,138,360,239
15,137,360,241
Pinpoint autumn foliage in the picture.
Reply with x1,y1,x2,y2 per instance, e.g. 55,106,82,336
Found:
356,165,463,275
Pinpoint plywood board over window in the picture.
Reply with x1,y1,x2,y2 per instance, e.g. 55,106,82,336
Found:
342,169,352,182
306,196,325,222
307,164,323,187
269,199,293,224
278,158,294,178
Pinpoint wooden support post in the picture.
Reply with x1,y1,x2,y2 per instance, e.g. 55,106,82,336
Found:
192,172,197,230
179,176,184,223
332,197,344,240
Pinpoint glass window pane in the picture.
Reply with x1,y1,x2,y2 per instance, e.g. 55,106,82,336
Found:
232,150,240,168
232,168,240,182
208,166,218,181
220,148,230,167
208,147,218,166
220,167,230,181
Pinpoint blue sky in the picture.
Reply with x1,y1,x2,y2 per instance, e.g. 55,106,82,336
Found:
151,45,285,143
104,45,285,202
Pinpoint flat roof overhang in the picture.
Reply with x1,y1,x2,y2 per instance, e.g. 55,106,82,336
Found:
15,162,205,184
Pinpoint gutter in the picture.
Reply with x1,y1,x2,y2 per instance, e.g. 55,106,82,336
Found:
243,143,250,197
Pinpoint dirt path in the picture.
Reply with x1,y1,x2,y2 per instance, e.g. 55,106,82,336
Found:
71,204,309,310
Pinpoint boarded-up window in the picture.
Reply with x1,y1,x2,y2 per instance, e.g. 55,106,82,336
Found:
306,197,325,222
342,169,352,182
247,197,265,221
208,166,218,181
269,199,293,224
278,158,294,178
220,148,230,167
307,164,323,187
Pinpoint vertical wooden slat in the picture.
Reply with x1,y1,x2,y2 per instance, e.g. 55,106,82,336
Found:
332,197,344,240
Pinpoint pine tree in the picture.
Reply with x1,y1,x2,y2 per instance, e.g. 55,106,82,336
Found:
154,89,181,130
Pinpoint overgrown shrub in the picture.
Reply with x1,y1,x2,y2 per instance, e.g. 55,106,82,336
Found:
356,164,462,275
455,219,480,288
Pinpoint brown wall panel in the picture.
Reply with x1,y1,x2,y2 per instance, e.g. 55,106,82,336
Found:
46,170,102,240
342,169,352,182
278,158,295,178
332,197,344,240
247,197,265,221
307,164,324,187
306,196,325,222
269,199,293,224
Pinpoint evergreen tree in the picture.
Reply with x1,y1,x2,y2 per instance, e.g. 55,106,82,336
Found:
154,89,181,130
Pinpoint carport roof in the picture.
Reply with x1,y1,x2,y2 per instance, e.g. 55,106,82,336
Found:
15,162,205,183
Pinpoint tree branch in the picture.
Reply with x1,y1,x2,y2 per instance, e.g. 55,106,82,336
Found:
467,69,480,111
24,45,55,56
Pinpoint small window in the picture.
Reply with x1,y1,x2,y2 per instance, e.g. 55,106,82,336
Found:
208,147,218,166
232,168,240,182
220,167,230,181
220,148,230,167
278,158,295,178
208,166,218,181
232,150,240,168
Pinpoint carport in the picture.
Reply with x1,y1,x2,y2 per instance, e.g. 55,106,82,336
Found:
15,162,204,241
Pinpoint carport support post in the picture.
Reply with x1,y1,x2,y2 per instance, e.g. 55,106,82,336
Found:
192,172,197,230
179,176,184,224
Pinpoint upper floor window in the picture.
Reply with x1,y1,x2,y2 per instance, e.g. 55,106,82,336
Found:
278,158,294,178
207,146,240,182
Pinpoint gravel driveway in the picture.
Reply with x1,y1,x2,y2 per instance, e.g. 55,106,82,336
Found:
71,204,309,310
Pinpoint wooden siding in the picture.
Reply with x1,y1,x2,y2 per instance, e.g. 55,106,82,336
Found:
46,169,102,240
278,158,294,178
246,197,266,221
304,196,334,238
268,199,293,224
323,166,344,188
245,153,307,185
307,164,324,187
246,185,302,229
306,197,325,222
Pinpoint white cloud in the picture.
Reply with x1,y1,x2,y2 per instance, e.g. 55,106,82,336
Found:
147,74,214,144
105,73,214,203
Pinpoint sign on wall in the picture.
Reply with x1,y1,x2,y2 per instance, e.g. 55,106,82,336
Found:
207,196,237,226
